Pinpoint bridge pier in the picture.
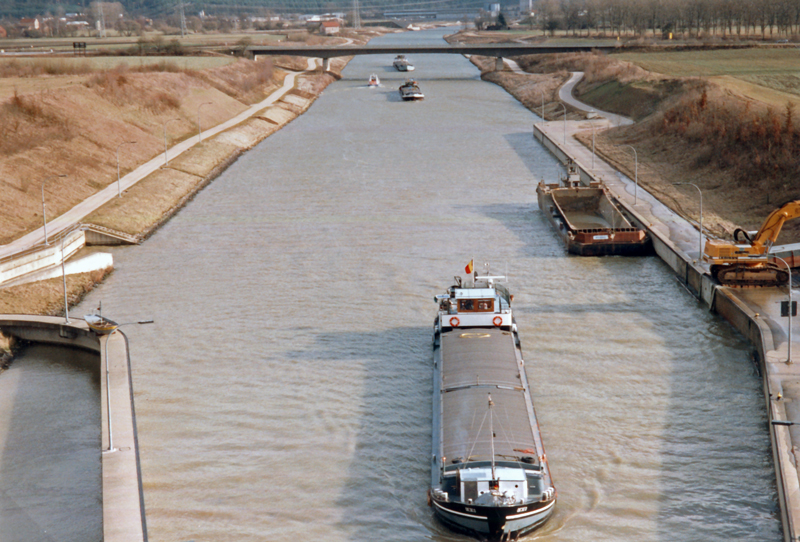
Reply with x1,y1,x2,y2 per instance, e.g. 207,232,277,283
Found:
322,58,330,71
495,57,504,72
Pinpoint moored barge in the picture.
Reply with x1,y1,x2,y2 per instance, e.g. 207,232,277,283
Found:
536,162,651,256
430,266,556,539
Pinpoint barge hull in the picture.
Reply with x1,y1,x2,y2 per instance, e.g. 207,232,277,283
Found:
537,183,652,256
431,322,555,538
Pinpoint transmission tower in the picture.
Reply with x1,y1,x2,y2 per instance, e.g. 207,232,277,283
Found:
98,2,106,38
179,1,187,38
353,0,361,29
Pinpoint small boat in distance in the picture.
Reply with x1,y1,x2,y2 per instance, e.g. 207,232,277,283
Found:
84,313,119,335
429,265,556,539
393,54,415,71
368,73,380,87
399,79,424,101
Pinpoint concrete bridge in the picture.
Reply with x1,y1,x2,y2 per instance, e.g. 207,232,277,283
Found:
248,43,619,71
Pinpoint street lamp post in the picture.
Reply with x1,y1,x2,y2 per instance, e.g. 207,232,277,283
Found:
623,145,638,205
197,102,213,142
555,102,567,145
537,86,545,124
774,255,794,364
116,141,137,198
40,174,67,245
589,118,596,169
103,319,154,452
163,118,181,166
673,182,703,262
60,228,80,324
532,87,546,139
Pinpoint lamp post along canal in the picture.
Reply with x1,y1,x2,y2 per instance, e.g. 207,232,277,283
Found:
40,174,67,246
198,102,213,141
623,145,638,205
589,117,596,169
60,227,81,324
673,182,703,261
774,255,794,364
116,141,137,198
103,318,154,452
537,86,545,124
556,102,567,145
163,118,181,166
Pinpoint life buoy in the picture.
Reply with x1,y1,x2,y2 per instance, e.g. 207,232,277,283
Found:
449,317,460,327
493,316,503,327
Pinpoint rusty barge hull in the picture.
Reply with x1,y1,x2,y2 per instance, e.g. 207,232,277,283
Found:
536,183,653,257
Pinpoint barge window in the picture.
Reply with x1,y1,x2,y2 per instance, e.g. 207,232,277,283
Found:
458,299,494,312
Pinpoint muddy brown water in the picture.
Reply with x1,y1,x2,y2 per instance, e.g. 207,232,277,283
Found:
0,28,780,542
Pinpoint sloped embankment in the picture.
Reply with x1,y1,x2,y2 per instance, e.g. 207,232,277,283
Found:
479,49,800,241
0,54,345,316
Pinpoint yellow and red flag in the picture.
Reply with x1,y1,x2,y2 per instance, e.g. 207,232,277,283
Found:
465,259,474,274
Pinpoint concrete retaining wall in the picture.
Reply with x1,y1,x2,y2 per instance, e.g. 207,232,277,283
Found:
0,229,85,287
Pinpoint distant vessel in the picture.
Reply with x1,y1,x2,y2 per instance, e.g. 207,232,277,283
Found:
398,79,424,101
429,265,556,539
536,161,651,256
368,73,380,87
393,54,415,71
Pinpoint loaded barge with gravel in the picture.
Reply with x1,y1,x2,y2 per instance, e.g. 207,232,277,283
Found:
429,266,556,539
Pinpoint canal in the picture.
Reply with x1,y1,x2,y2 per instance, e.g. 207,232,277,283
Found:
66,27,778,541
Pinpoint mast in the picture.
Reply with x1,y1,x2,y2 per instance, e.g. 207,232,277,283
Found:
488,393,496,480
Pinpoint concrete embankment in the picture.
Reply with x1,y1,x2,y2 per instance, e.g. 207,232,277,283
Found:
0,315,146,542
534,119,800,542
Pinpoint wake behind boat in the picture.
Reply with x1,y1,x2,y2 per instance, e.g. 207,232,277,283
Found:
429,263,556,539
399,79,424,101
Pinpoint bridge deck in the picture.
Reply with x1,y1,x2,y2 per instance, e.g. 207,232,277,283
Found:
248,44,619,59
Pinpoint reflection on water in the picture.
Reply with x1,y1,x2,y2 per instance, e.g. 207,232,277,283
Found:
0,344,101,542
71,27,779,542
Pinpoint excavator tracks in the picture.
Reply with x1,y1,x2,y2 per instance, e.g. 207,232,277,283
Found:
712,263,790,288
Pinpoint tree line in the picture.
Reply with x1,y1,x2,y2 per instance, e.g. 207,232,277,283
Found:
525,0,800,39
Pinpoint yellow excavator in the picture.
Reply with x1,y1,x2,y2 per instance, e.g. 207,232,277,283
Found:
704,200,800,287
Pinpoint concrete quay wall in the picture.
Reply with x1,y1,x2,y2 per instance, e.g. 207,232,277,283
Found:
534,121,800,542
0,315,147,542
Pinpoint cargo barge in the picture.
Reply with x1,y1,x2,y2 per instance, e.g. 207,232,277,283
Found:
429,267,556,539
536,163,651,256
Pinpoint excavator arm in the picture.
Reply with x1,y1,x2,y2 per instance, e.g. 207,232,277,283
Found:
705,199,800,287
750,200,800,251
